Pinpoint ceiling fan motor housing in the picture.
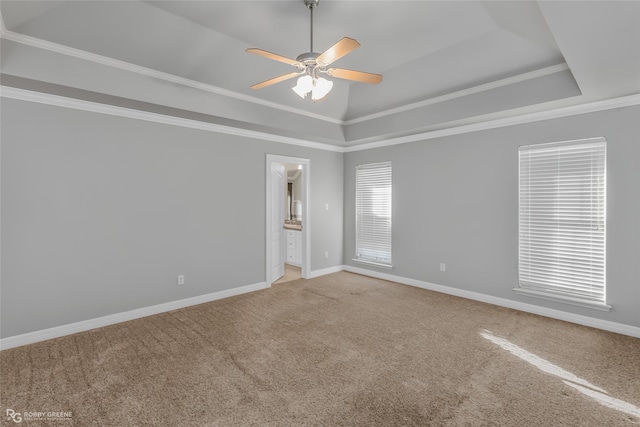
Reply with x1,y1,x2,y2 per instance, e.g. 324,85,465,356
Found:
296,52,320,63
295,52,326,79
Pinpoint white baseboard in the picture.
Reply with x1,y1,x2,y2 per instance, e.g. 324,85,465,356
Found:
0,281,267,350
308,265,346,279
343,265,640,339
3,266,638,350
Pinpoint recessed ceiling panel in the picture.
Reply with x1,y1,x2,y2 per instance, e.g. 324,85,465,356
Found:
1,0,637,147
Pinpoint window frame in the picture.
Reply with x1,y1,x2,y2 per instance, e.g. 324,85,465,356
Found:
514,137,610,311
354,161,393,269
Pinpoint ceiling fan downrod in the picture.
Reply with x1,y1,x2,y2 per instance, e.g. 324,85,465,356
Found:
304,0,319,53
295,0,321,71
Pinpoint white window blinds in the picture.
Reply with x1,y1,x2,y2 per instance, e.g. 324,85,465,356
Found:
356,162,392,266
518,138,606,304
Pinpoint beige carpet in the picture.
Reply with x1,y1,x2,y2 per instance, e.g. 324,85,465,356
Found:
1,272,639,426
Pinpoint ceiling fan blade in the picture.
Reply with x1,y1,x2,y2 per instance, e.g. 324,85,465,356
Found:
326,68,383,84
316,37,360,66
246,48,302,66
250,72,301,89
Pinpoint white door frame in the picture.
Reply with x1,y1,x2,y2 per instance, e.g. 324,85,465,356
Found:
266,154,310,286
270,162,286,282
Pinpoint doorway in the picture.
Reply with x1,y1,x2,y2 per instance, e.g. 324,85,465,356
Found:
265,155,310,286
273,264,302,285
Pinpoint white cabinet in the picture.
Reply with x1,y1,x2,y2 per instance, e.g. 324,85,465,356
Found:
285,230,302,266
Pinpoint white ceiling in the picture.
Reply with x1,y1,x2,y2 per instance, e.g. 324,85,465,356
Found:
1,1,639,148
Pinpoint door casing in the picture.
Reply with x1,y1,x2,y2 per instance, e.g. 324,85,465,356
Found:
265,154,310,286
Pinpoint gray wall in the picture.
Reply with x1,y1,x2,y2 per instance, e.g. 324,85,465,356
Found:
2,96,638,339
1,98,344,338
344,105,640,328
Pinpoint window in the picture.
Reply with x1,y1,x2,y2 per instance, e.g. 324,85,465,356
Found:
517,137,608,309
355,161,392,267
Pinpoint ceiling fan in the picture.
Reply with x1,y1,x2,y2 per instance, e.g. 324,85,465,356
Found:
246,0,382,101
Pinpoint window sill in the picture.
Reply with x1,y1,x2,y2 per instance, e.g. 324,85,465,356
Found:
513,287,612,312
352,259,393,270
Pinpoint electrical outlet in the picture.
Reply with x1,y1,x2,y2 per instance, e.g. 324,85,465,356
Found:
440,263,446,272
177,275,185,286
325,251,329,259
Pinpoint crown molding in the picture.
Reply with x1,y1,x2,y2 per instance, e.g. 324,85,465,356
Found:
0,28,344,126
3,85,638,154
0,85,346,153
343,94,640,152
0,26,580,129
343,63,570,125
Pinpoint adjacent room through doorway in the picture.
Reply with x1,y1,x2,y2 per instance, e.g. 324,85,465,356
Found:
273,264,301,284
265,155,310,286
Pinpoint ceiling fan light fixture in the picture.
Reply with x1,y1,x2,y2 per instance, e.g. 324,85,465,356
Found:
292,75,313,98
311,77,333,101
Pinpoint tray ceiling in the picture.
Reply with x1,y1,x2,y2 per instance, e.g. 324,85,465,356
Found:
1,1,639,147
